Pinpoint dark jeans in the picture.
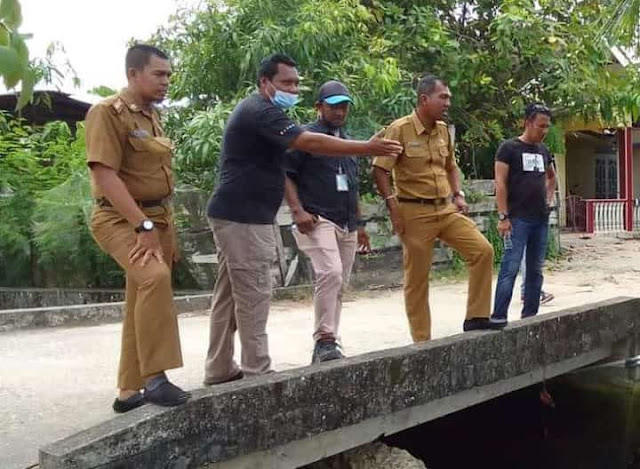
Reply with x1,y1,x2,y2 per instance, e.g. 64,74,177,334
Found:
492,217,549,320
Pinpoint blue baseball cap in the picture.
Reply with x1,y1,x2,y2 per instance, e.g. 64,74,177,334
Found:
318,80,353,105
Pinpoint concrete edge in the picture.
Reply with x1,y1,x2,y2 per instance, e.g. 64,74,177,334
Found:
209,346,613,469
38,297,639,469
0,284,315,333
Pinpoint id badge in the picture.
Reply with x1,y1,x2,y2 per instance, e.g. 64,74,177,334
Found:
336,173,349,192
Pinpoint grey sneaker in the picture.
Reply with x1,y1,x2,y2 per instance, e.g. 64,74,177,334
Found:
540,291,555,305
311,339,345,364
489,317,508,329
522,291,555,305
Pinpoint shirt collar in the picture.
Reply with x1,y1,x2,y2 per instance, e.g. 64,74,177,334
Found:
411,110,428,135
119,88,153,117
312,119,344,137
411,111,445,136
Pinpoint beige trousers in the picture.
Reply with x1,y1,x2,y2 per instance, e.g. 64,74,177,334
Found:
204,218,275,384
293,217,358,342
399,202,494,342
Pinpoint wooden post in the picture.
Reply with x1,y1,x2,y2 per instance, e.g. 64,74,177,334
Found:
625,128,634,231
273,223,287,286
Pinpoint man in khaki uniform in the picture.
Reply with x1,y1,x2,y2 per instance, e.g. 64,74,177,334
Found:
86,44,189,412
373,75,497,342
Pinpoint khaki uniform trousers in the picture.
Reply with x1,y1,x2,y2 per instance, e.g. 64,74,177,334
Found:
292,217,358,342
204,218,275,384
90,206,183,390
399,202,493,342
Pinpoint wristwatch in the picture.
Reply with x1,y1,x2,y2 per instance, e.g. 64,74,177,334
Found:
498,212,509,222
453,190,465,199
135,219,155,233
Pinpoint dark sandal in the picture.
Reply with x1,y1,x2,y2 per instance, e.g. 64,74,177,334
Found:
112,392,146,413
144,381,190,407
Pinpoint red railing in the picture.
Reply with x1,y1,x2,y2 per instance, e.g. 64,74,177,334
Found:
565,195,587,232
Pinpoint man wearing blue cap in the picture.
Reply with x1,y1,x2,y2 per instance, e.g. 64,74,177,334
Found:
204,57,402,386
284,80,371,363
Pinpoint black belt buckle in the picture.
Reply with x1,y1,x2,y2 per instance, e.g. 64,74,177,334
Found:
95,197,168,208
139,199,164,208
398,197,447,205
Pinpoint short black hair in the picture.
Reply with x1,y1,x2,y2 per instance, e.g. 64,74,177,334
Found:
125,44,169,73
417,74,447,98
524,103,552,121
257,53,297,85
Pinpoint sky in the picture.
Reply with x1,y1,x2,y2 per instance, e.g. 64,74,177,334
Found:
4,0,201,101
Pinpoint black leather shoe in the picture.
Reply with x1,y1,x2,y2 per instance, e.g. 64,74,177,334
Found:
112,392,146,413
144,381,190,407
463,317,504,331
203,371,244,386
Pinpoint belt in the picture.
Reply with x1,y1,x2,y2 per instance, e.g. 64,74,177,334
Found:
397,197,449,205
96,197,169,208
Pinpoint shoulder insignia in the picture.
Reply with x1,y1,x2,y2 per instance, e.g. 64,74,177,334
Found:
110,98,125,114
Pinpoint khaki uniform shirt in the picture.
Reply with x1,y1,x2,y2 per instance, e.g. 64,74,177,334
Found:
372,111,457,200
85,88,174,201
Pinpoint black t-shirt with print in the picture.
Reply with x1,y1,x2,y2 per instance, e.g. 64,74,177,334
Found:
207,93,304,224
496,137,553,221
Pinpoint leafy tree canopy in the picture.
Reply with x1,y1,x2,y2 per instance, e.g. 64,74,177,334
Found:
152,0,640,187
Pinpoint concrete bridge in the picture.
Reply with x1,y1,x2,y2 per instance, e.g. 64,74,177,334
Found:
39,297,640,469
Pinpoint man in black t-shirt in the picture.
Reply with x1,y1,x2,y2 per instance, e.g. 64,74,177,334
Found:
490,104,557,327
204,54,402,385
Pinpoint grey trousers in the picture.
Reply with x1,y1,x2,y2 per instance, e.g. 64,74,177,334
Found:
204,218,275,384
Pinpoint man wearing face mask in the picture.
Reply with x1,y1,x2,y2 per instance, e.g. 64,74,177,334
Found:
283,80,371,364
204,54,402,385
373,74,496,343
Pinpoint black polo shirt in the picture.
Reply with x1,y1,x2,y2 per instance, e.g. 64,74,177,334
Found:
285,120,359,231
207,93,304,224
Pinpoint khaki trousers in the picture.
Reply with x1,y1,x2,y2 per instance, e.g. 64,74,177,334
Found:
399,202,493,342
90,206,183,390
292,217,358,342
204,218,275,384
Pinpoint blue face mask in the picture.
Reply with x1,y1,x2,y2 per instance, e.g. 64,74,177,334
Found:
269,83,299,110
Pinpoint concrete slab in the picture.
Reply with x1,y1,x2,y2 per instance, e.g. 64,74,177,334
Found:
39,297,640,469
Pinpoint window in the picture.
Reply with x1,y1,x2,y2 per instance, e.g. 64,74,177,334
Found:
595,153,618,199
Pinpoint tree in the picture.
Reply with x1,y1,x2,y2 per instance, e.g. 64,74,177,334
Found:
0,114,124,287
599,0,640,50
0,0,35,109
152,0,640,187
